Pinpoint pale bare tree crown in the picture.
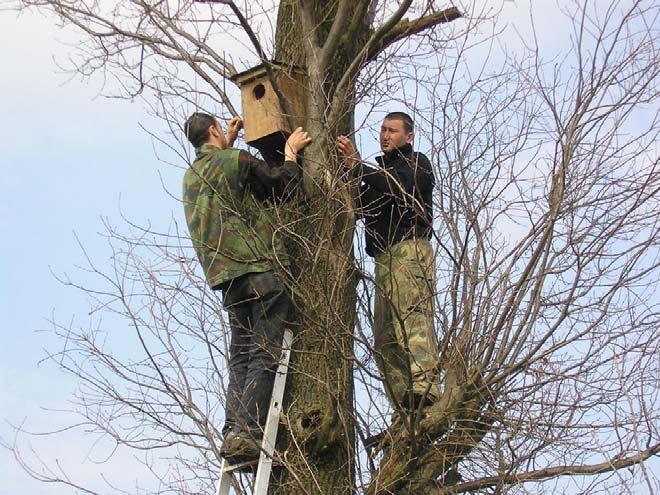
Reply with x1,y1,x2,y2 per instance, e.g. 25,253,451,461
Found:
7,0,659,494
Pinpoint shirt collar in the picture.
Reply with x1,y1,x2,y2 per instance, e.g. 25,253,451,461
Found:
195,143,221,159
377,143,414,165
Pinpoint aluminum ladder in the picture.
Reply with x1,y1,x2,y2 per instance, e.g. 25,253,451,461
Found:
216,329,293,495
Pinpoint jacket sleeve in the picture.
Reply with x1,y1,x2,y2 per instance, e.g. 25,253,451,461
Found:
358,153,434,196
237,150,300,202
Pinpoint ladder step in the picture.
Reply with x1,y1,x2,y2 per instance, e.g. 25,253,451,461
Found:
222,456,282,474
223,459,258,474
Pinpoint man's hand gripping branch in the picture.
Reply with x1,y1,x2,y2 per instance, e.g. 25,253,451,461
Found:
225,117,243,148
336,135,361,174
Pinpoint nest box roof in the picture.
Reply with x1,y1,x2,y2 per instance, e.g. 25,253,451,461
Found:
230,61,306,86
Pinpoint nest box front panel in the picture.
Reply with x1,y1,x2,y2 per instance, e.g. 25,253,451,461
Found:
241,77,290,144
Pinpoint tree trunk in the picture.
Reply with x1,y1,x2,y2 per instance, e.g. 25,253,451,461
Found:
269,2,370,493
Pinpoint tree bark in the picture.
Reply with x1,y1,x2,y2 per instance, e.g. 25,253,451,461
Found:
269,2,371,493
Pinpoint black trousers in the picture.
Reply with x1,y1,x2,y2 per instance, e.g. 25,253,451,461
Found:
220,271,290,436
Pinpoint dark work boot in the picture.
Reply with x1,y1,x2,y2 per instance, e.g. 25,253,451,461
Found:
220,430,262,463
401,392,436,413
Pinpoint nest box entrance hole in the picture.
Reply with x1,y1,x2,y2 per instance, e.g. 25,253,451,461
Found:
253,83,266,100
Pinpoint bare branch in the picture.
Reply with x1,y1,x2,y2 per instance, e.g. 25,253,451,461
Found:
437,443,660,494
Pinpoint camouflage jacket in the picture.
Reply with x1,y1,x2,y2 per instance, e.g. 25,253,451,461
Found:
183,144,299,288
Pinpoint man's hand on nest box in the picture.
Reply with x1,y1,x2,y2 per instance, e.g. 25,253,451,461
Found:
225,117,243,147
285,127,312,163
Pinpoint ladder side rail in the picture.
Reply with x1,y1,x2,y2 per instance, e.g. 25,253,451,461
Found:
216,458,233,495
253,329,294,494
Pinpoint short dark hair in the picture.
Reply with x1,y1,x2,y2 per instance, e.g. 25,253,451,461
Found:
384,111,414,133
184,112,217,148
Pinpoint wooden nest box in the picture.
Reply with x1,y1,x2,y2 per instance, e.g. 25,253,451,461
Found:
231,62,307,162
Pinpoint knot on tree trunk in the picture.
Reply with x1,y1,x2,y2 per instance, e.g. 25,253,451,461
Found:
291,403,344,456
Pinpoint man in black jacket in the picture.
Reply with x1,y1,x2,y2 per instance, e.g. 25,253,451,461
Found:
338,112,438,411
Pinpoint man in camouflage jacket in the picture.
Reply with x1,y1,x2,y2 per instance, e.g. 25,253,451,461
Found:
337,112,439,414
183,112,310,460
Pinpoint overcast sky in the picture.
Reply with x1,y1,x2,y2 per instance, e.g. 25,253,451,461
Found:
0,2,654,494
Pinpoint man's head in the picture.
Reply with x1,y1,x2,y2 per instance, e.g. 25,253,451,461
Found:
184,112,228,149
380,112,414,152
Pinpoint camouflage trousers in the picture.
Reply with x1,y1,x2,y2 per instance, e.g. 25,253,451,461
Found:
374,238,439,406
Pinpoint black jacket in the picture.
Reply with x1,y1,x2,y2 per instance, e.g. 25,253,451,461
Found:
357,144,434,257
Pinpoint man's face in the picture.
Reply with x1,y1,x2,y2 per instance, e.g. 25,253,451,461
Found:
380,118,413,152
